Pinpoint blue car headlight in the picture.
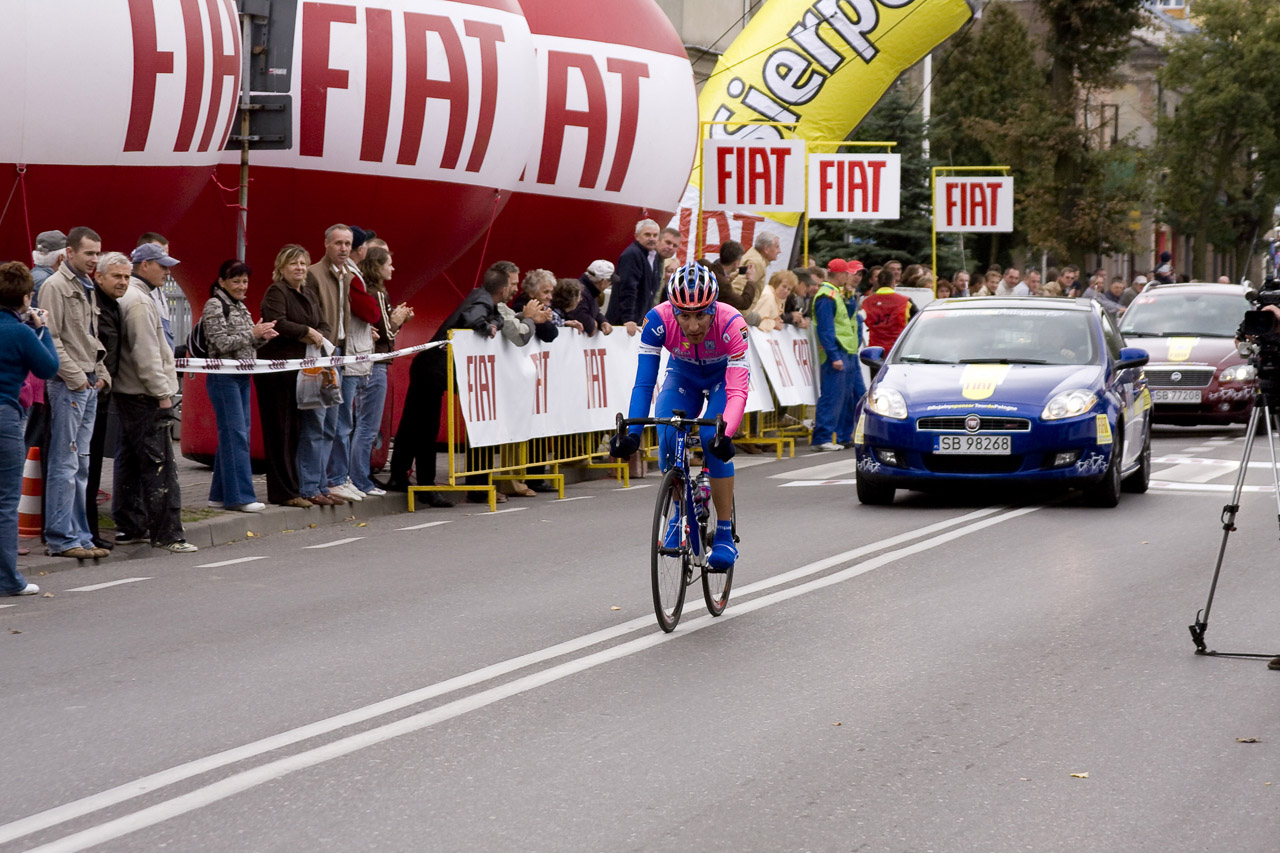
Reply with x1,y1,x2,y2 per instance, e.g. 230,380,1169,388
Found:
1042,389,1097,420
869,387,908,420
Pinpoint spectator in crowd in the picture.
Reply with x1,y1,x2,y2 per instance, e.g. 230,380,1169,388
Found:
304,224,353,503
1040,279,1066,298
951,269,971,297
1154,251,1175,284
1,262,59,594
741,232,780,298
863,266,918,352
974,269,1000,297
353,245,413,497
1059,264,1081,296
749,269,797,332
1121,274,1148,306
136,233,176,351
385,267,516,505
570,260,613,336
496,275,540,347
30,229,66,303
605,219,660,335
511,269,558,343
1013,269,1040,296
202,259,278,514
85,252,130,551
901,265,933,291
811,262,863,452
785,269,816,328
996,266,1022,296
112,243,195,553
1079,271,1105,300
41,226,108,560
1100,276,1127,318
551,278,586,331
657,227,682,285
866,265,883,291
935,279,954,300
256,244,331,508
327,225,383,503
704,240,757,315
1217,275,1231,284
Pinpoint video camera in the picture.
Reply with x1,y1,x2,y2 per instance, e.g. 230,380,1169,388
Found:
1238,278,1280,404
1240,278,1280,336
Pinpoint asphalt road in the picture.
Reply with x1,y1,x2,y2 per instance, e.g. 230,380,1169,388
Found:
3,424,1279,852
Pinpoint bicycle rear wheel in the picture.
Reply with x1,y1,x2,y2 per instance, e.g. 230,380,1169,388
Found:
651,467,689,633
701,498,736,617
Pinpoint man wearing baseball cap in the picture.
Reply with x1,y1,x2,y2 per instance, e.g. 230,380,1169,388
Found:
810,258,866,451
1121,274,1148,307
111,242,196,553
571,260,614,336
31,229,66,301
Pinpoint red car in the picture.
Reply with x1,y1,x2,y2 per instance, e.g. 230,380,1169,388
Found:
1118,283,1254,424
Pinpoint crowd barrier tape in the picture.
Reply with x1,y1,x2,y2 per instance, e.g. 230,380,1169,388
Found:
175,340,446,374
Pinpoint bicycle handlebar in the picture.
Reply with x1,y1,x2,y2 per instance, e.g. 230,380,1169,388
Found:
615,411,726,440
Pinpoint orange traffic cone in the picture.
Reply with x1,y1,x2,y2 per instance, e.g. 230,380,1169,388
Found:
18,447,42,537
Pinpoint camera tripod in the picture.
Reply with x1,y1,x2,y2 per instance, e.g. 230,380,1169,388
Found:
1188,390,1280,659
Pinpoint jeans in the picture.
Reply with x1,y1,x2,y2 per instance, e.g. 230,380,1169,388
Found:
327,372,361,488
296,406,329,497
207,373,257,507
1,405,32,594
348,365,388,492
112,394,184,545
813,353,851,447
45,381,97,552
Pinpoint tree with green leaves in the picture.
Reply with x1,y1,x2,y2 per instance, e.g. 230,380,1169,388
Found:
1150,0,1280,279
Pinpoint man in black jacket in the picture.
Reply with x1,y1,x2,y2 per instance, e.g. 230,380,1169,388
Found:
604,219,660,335
570,260,614,336
85,252,130,550
384,268,510,504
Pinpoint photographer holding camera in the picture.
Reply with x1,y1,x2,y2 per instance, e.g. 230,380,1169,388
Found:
0,262,59,595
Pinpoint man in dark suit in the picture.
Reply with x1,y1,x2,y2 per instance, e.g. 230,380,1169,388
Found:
604,219,660,336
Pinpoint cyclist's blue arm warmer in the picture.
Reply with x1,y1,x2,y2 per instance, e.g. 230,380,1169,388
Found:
626,352,660,436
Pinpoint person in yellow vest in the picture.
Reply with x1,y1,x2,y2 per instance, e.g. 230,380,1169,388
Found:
810,259,866,451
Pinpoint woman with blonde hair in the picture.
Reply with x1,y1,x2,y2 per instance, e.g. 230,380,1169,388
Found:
749,269,798,332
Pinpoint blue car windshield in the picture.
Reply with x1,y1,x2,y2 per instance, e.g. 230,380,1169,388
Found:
1119,291,1246,338
892,307,1098,366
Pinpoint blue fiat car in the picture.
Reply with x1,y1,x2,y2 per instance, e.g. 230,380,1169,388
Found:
854,298,1152,507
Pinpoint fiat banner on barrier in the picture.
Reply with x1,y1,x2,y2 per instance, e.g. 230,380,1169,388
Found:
450,330,781,447
749,326,817,407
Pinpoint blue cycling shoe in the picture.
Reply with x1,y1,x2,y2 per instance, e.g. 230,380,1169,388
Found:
662,516,683,550
707,527,737,572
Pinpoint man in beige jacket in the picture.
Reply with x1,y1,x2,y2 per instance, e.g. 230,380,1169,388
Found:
111,243,196,553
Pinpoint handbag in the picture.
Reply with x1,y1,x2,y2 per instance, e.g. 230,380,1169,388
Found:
296,343,342,409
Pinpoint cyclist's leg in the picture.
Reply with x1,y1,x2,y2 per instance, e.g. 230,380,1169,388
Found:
700,380,738,571
654,370,701,472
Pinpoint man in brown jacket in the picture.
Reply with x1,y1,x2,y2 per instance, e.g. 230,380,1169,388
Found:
111,243,196,553
305,224,353,501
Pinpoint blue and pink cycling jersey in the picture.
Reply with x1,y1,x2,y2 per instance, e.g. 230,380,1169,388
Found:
625,302,751,477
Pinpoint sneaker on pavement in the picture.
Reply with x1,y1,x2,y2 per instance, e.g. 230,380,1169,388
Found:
114,533,146,545
207,500,224,508
156,540,199,554
345,480,367,498
11,583,39,595
53,546,95,559
809,442,844,452
363,486,387,497
328,483,363,502
229,501,266,513
92,537,115,551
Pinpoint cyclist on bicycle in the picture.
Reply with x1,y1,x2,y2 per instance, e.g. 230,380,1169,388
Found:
610,262,749,571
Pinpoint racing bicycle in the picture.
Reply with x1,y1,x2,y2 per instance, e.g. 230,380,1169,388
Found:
615,412,738,632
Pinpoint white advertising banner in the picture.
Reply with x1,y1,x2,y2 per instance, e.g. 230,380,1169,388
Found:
934,176,1015,233
701,139,807,213
451,327,783,447
749,325,817,407
807,153,901,220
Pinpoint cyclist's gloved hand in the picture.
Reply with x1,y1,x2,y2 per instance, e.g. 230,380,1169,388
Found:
610,432,641,459
707,434,736,462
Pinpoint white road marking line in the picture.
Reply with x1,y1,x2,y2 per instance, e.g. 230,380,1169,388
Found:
302,537,366,549
612,483,652,491
1155,462,1238,483
768,458,858,480
195,557,268,569
1149,481,1274,493
0,506,1006,849
0,604,15,609
469,507,527,517
17,506,1033,853
1183,446,1213,453
66,578,151,592
780,479,857,487
1154,455,1272,470
395,521,452,531
729,456,775,470
555,496,593,502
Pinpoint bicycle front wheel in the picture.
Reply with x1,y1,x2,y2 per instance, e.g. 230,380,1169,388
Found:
701,497,736,617
651,467,689,633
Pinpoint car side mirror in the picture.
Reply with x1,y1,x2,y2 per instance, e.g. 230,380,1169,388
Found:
859,346,885,370
1116,347,1149,371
